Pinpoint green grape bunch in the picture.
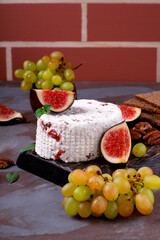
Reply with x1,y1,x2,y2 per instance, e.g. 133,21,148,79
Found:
62,165,160,219
14,51,83,92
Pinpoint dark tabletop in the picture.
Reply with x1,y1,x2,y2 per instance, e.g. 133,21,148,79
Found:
0,81,160,240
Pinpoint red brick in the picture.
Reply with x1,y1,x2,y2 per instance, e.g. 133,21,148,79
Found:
12,47,156,82
88,4,160,41
0,4,81,41
0,48,6,81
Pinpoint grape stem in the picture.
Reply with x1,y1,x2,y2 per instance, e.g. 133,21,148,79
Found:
72,62,85,71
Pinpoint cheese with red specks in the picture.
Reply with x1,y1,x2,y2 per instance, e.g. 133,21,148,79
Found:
35,99,122,162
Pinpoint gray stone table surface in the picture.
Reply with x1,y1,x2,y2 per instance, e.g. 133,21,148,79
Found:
0,81,160,240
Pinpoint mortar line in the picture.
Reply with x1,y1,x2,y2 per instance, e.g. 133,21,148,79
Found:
1,41,160,48
81,3,87,42
6,47,12,81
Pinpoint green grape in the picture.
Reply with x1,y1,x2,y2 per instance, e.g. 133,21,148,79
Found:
36,59,47,71
60,82,74,92
113,177,131,194
23,60,30,70
42,70,53,81
23,70,32,80
50,51,64,60
54,87,61,90
132,143,147,157
71,169,88,186
63,61,72,69
42,55,50,65
62,197,68,209
35,79,43,89
64,68,75,81
144,175,160,190
85,165,102,178
68,172,72,182
112,169,127,180
20,80,32,91
104,201,118,220
138,187,154,205
137,167,153,179
61,182,77,197
118,199,134,217
87,176,105,191
135,193,153,215
41,80,53,89
102,173,112,182
48,59,59,70
78,201,92,218
126,168,137,177
65,197,79,216
26,72,37,83
47,68,56,75
52,75,63,86
37,70,44,80
91,196,107,215
14,69,25,78
27,61,36,71
103,182,119,201
73,186,91,202
117,192,134,205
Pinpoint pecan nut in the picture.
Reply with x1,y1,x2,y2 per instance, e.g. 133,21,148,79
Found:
130,129,142,140
0,158,14,169
135,122,152,131
147,132,160,145
132,127,146,135
143,129,160,140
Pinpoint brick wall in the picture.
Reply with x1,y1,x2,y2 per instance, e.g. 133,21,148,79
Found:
0,0,160,82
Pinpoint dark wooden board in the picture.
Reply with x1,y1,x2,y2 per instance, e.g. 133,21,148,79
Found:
17,144,160,186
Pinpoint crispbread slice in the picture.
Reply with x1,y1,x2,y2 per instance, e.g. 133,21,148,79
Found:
124,98,160,114
135,91,160,108
140,112,160,127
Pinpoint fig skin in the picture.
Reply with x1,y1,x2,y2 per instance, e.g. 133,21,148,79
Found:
30,89,42,112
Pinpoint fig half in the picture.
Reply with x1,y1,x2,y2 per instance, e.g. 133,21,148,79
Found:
118,105,141,122
34,89,75,112
101,121,131,164
0,104,23,122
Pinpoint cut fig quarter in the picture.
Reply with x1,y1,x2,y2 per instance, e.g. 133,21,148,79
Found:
34,89,75,113
101,121,131,164
0,104,23,122
117,105,141,122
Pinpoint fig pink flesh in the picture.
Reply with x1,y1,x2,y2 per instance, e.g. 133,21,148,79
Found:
101,122,131,164
118,105,141,121
103,127,130,158
42,90,69,109
0,104,22,121
35,89,75,112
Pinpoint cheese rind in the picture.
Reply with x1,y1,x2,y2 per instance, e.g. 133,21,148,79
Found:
35,99,122,162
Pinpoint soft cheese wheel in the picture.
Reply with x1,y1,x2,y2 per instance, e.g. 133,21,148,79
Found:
35,99,123,163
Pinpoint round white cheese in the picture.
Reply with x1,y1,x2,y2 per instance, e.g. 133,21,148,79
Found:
35,99,123,163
